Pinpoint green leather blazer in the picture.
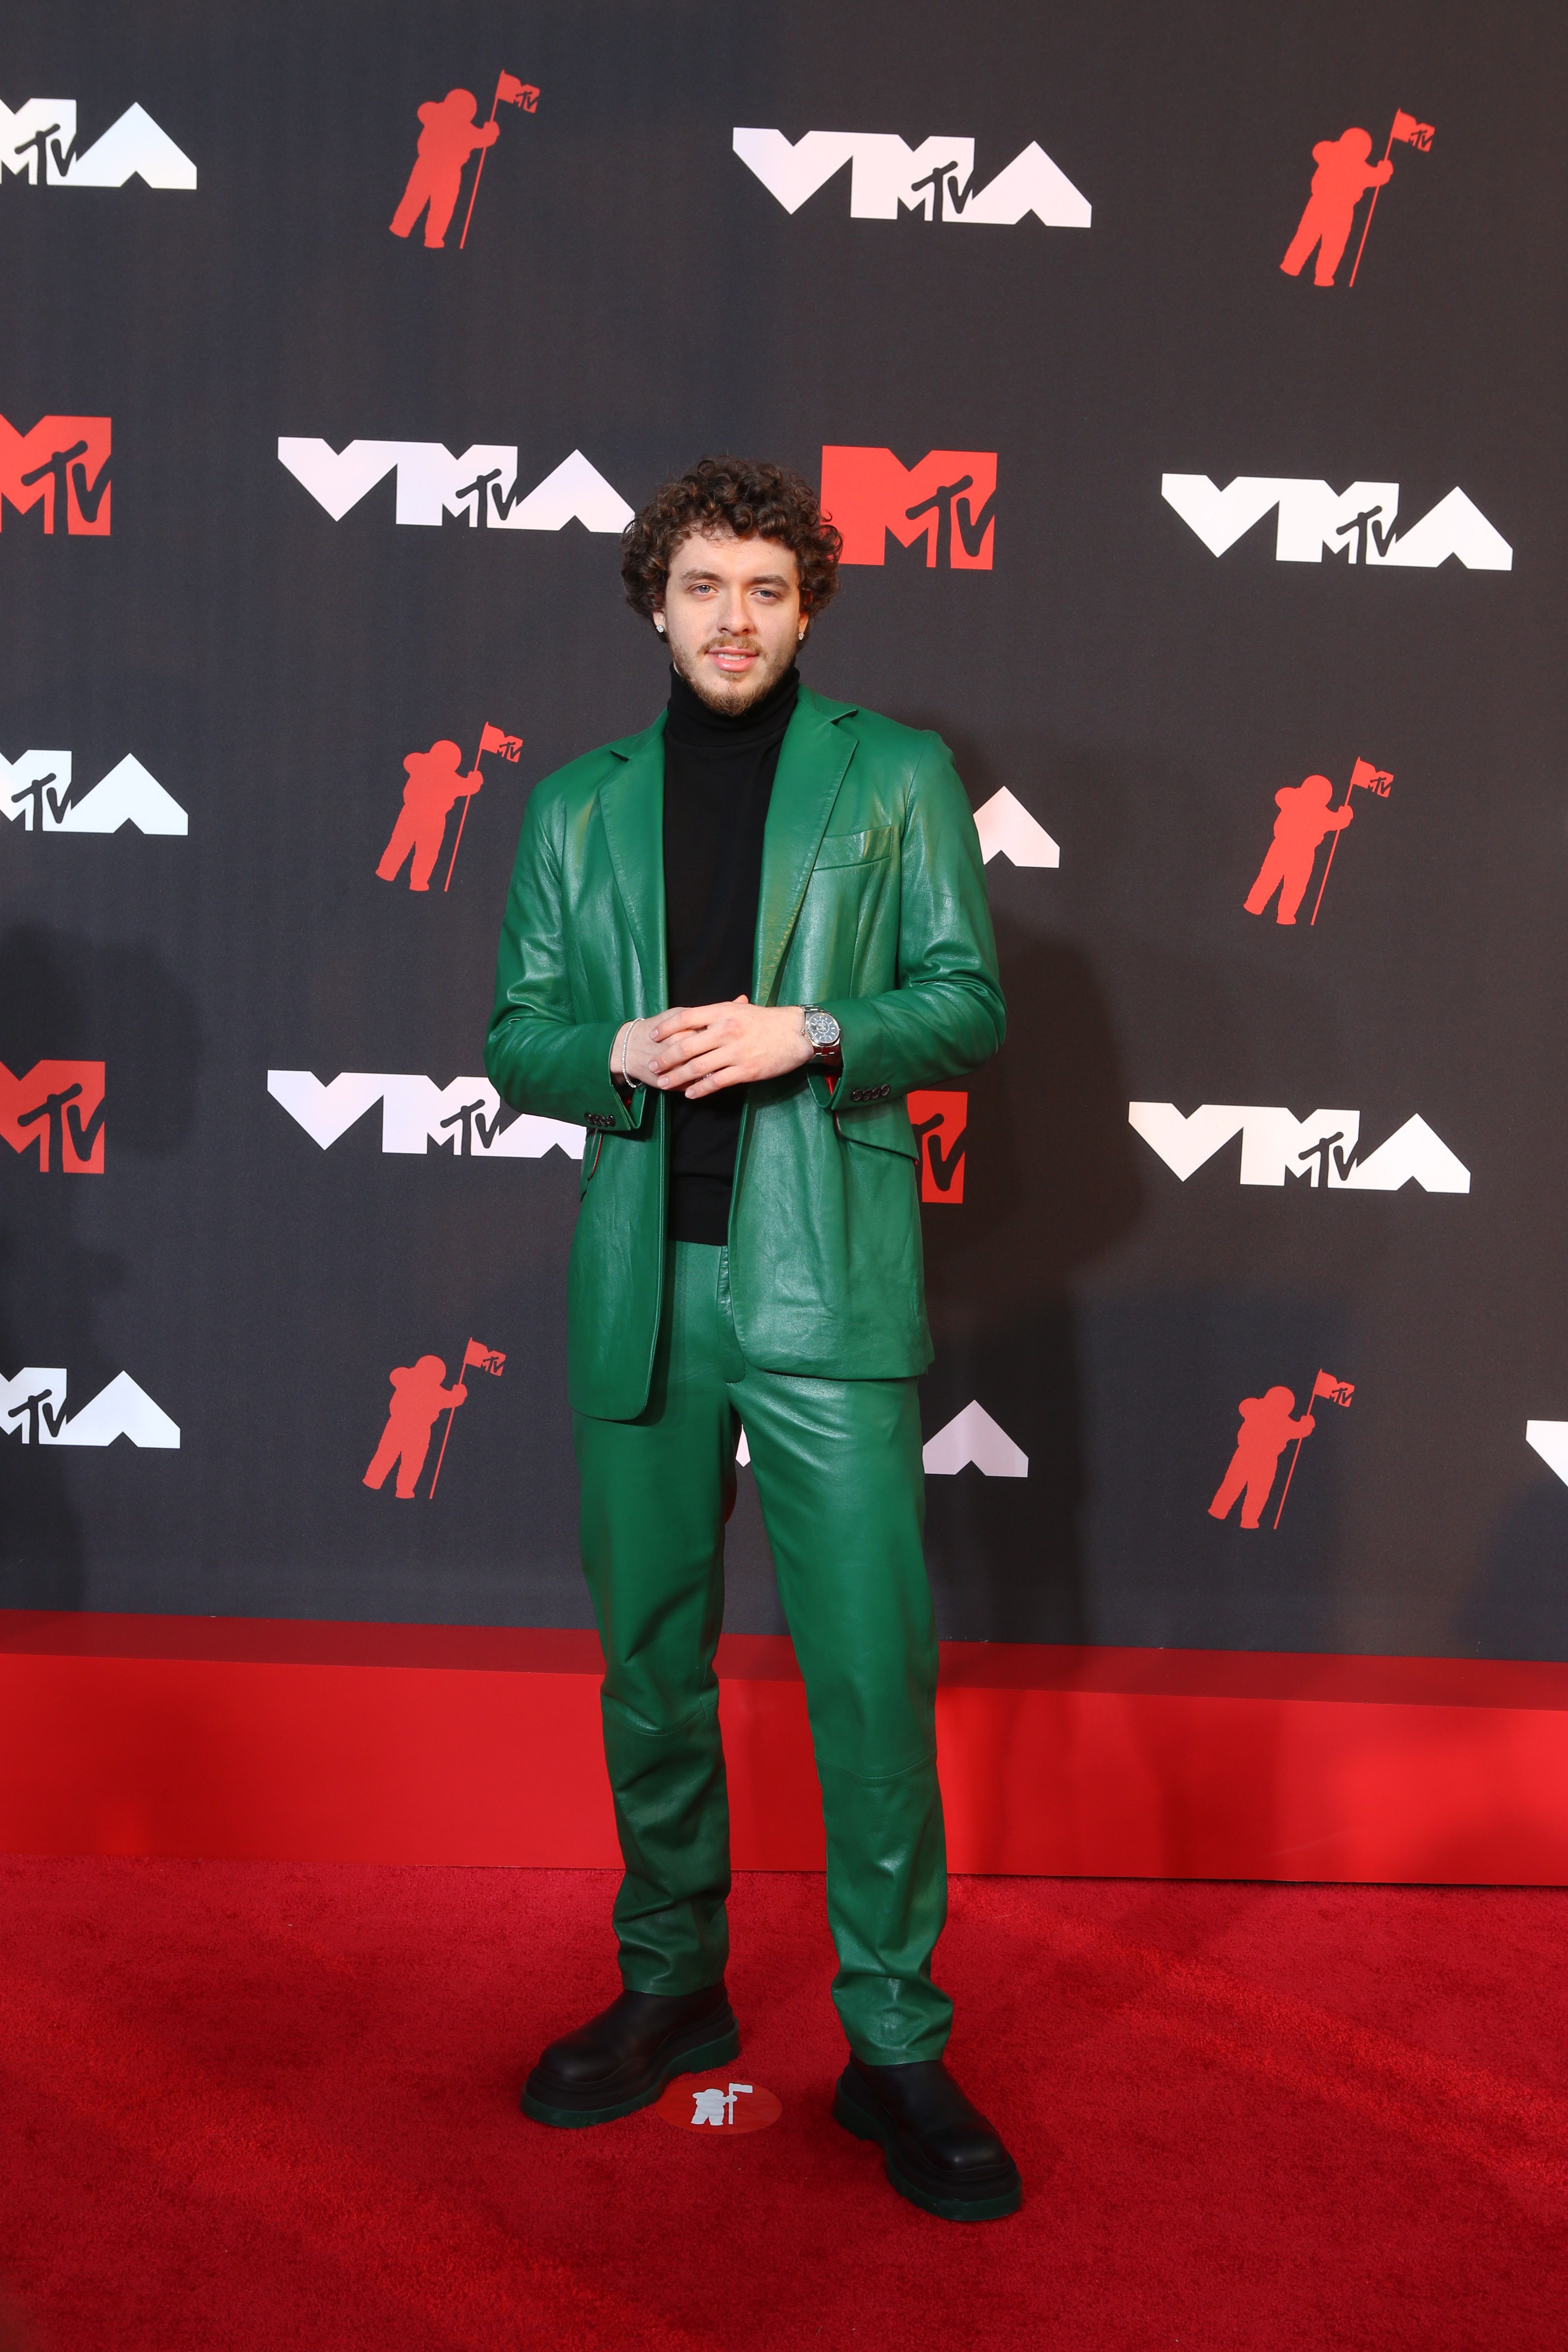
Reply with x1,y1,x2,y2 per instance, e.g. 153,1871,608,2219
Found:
485,686,1005,1420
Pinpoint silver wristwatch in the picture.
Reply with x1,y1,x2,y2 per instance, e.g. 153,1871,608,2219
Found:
801,1005,842,1066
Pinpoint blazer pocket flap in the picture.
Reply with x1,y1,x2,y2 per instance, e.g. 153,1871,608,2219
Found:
836,1097,917,1159
812,824,896,872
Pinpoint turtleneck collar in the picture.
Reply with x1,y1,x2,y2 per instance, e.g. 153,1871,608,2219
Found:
665,661,800,750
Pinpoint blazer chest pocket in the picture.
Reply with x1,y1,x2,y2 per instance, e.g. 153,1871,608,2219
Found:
811,825,895,874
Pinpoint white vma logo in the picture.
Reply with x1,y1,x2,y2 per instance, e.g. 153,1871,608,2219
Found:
277,442,633,532
744,1402,1029,1476
0,99,196,188
2,1368,179,1447
923,1403,1029,1476
974,788,1059,868
0,751,187,835
1161,476,1511,570
1525,1422,1568,1485
1128,1103,1470,1192
267,1072,584,1160
733,129,1090,226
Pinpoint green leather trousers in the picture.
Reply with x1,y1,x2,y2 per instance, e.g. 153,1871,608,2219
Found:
573,1239,952,2064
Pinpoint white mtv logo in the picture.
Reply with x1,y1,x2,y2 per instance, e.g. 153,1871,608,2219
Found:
277,442,634,532
2,1367,179,1447
733,129,1090,226
0,751,187,835
974,787,1058,868
267,1071,584,1160
1161,475,1511,570
1128,1103,1470,1192
0,99,196,188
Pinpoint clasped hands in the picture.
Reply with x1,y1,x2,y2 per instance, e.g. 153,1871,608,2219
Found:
612,997,813,1099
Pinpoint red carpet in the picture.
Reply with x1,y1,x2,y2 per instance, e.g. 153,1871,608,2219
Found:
0,1862,1565,2349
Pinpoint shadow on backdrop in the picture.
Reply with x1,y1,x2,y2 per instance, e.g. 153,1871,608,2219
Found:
1462,1474,1568,1661
919,908,1142,1642
0,923,201,1608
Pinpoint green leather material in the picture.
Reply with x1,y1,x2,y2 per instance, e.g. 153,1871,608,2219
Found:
574,1240,953,2064
486,687,1004,1420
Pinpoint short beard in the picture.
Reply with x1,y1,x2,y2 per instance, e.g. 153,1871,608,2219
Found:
670,636,796,717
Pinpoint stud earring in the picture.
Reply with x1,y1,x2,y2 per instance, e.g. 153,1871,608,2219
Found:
655,617,665,635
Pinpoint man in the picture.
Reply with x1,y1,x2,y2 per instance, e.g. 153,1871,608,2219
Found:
1244,771,1353,925
485,457,1017,2222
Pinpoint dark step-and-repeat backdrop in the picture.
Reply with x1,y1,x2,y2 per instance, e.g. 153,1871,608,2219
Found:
3,2,1565,1664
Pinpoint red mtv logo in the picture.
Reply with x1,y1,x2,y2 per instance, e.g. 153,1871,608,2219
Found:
907,1090,967,1202
0,1060,107,1171
821,447,996,569
0,415,112,534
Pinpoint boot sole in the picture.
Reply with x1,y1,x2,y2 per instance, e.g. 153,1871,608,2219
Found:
832,2078,1022,2221
521,2016,741,2129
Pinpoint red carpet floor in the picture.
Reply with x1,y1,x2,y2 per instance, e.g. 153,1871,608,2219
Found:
1,1861,1566,2350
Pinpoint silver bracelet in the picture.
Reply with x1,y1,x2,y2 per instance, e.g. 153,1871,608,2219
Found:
619,1019,639,1090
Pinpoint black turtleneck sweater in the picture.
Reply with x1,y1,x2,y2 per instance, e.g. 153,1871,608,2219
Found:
662,661,800,1245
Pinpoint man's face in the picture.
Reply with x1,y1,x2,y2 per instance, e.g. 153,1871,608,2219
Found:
657,528,803,714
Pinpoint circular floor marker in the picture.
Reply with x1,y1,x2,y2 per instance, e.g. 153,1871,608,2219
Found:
656,2072,783,2133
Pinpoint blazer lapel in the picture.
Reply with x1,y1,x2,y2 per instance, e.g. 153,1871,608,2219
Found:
597,715,666,1014
753,692,858,1004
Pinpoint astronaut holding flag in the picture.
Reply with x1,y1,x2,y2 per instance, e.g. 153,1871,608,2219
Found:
389,73,539,253
691,2083,753,2126
1280,108,1434,291
1209,1371,1354,1531
374,721,522,895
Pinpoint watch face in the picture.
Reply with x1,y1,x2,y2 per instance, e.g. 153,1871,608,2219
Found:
805,1009,840,1049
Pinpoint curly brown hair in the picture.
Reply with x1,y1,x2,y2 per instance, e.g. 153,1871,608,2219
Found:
621,456,843,632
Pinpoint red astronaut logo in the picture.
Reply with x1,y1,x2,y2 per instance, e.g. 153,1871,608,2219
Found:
907,1090,968,1203
1208,1370,1353,1531
376,720,521,893
363,1338,504,1500
821,447,996,569
0,1060,106,1172
0,415,111,534
1244,756,1391,927
1281,110,1434,290
389,73,539,251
